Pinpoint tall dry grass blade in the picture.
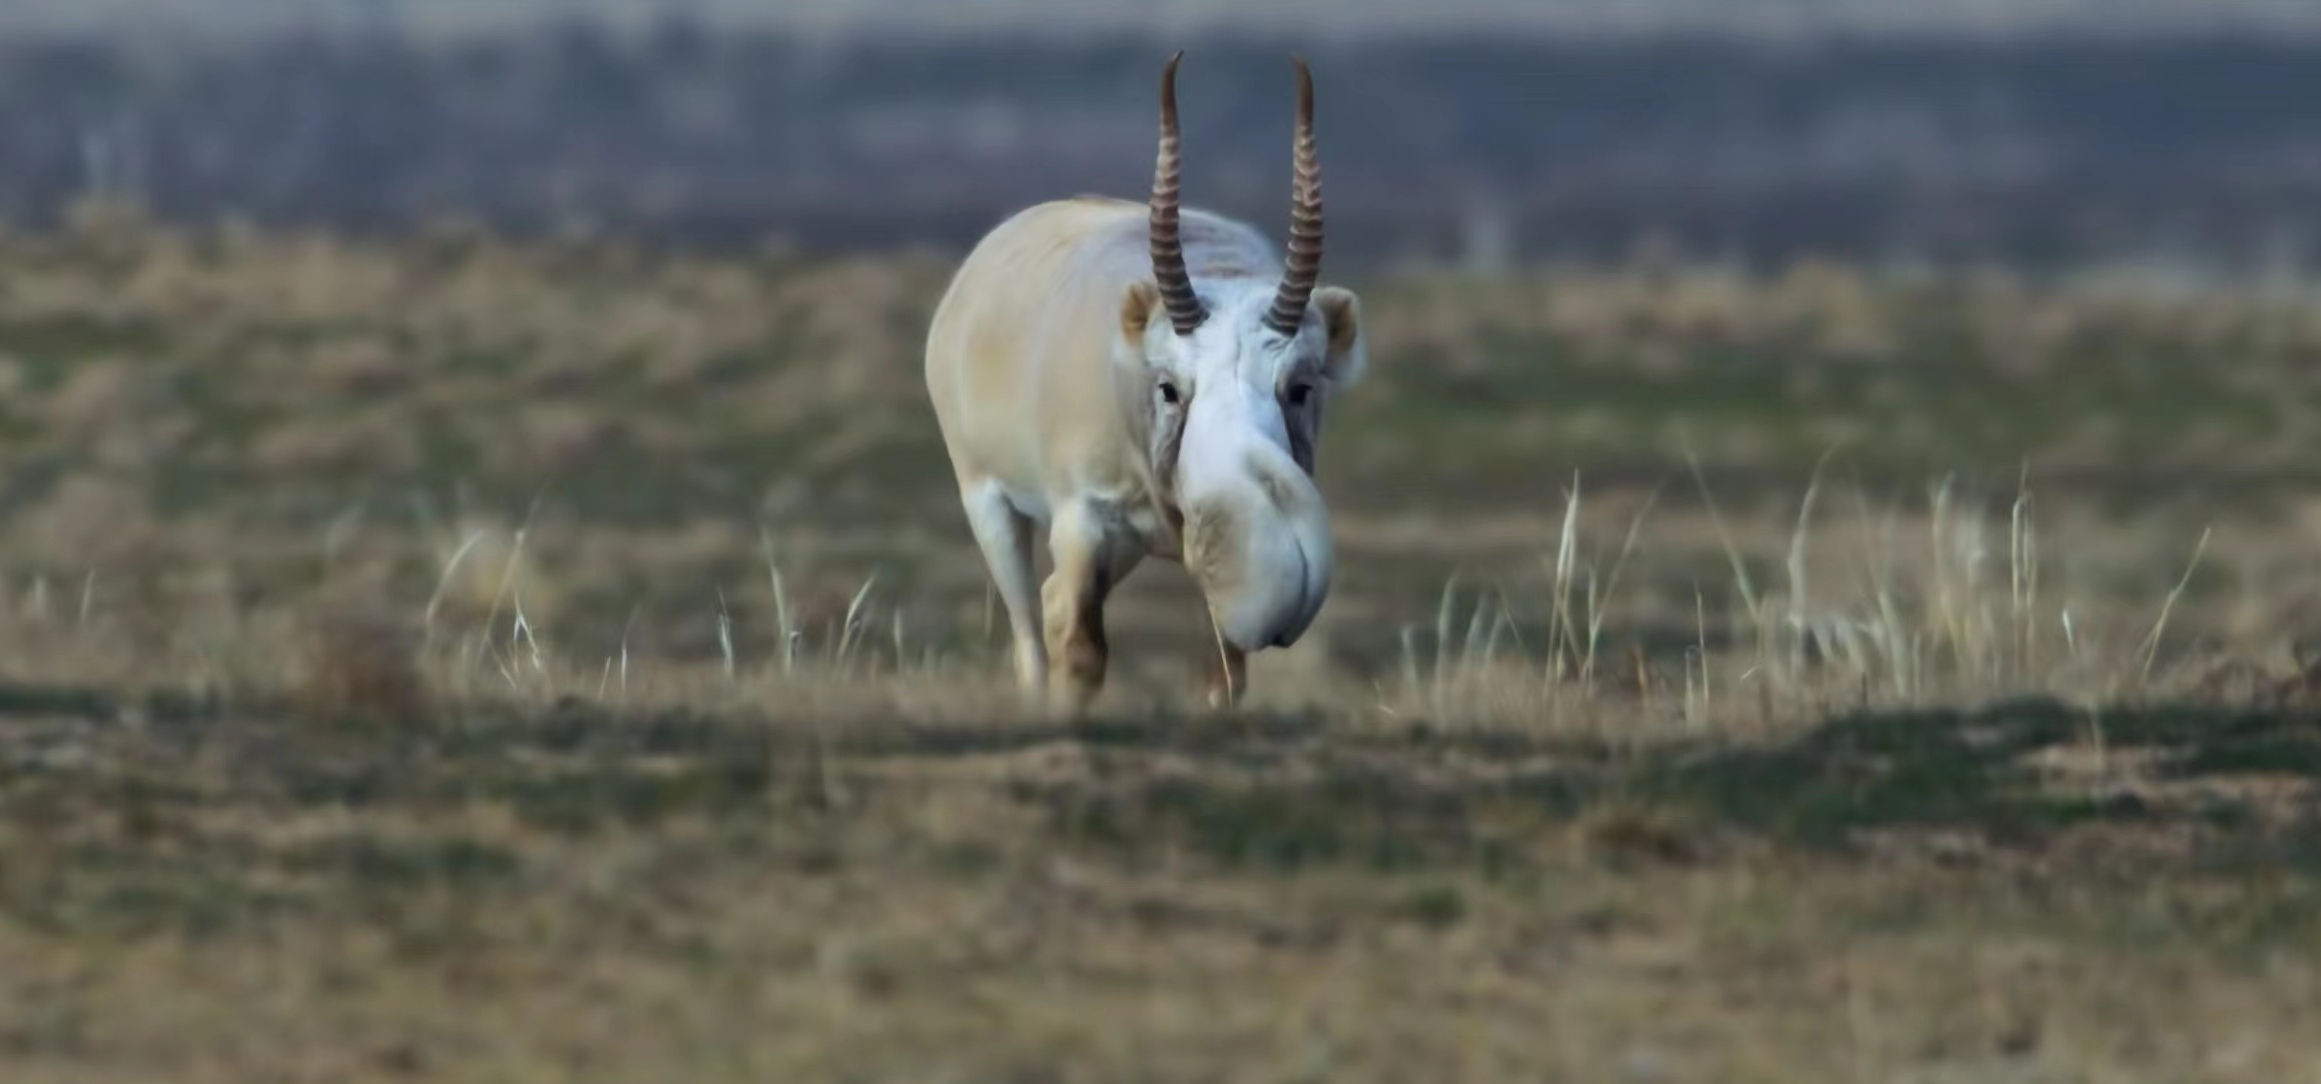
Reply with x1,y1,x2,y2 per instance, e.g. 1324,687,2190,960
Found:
837,573,879,667
1585,485,1661,690
1433,575,1459,701
512,584,545,677
2009,462,2042,684
2137,527,2212,684
1530,475,1588,696
1461,589,1492,674
618,603,638,704
1480,616,1507,678
760,529,796,674
1582,569,1601,687
477,532,529,668
2021,488,2041,677
421,528,489,651
477,495,547,659
1682,439,1760,620
716,588,736,683
1849,487,1911,699
1784,446,1838,681
1692,583,1712,728
1491,586,1526,657
1686,646,1709,729
1929,474,1958,666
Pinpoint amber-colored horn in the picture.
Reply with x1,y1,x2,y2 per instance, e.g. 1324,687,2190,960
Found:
1262,55,1323,338
1150,51,1206,335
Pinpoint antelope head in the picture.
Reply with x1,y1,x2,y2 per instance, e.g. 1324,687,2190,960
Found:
1116,52,1368,653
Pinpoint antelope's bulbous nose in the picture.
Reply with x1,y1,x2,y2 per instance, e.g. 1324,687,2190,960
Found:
1182,469,1335,653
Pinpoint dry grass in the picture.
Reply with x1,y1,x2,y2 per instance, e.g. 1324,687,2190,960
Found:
0,202,2318,1080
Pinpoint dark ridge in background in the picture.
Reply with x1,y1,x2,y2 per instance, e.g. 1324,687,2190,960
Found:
10,23,2321,276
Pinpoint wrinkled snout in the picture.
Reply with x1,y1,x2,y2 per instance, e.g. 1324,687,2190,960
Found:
1182,451,1335,653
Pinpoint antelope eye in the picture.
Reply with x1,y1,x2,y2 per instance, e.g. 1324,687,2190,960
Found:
1158,380,1182,406
1285,382,1314,407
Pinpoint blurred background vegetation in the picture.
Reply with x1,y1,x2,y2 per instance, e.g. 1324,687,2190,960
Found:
5,4,2321,279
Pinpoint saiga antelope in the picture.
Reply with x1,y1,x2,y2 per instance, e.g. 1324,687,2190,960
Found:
923,52,1367,714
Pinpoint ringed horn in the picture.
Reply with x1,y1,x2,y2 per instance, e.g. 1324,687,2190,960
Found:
1148,51,1206,335
1261,55,1323,338
1146,52,1326,339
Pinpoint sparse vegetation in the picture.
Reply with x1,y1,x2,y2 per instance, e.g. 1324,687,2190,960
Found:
0,206,2318,1080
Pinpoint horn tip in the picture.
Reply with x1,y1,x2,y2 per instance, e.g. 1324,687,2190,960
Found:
1160,51,1183,117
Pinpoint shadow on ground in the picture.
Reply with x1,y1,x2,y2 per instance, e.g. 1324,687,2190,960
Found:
3,682,2316,880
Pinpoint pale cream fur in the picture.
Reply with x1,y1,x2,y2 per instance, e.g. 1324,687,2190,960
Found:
924,97,1366,717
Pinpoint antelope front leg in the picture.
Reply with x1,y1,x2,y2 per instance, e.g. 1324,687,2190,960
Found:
1041,504,1140,718
1041,568,1106,718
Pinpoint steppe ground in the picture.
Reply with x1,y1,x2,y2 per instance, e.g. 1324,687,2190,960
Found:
1,202,2320,1081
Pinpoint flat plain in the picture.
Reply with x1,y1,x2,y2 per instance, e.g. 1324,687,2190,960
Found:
0,202,2318,1082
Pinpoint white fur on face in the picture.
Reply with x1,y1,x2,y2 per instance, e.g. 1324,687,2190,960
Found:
1142,290,1319,480
1138,288,1339,650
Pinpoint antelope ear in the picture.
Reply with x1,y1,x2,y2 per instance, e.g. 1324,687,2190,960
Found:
1311,285,1367,387
1120,280,1162,344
